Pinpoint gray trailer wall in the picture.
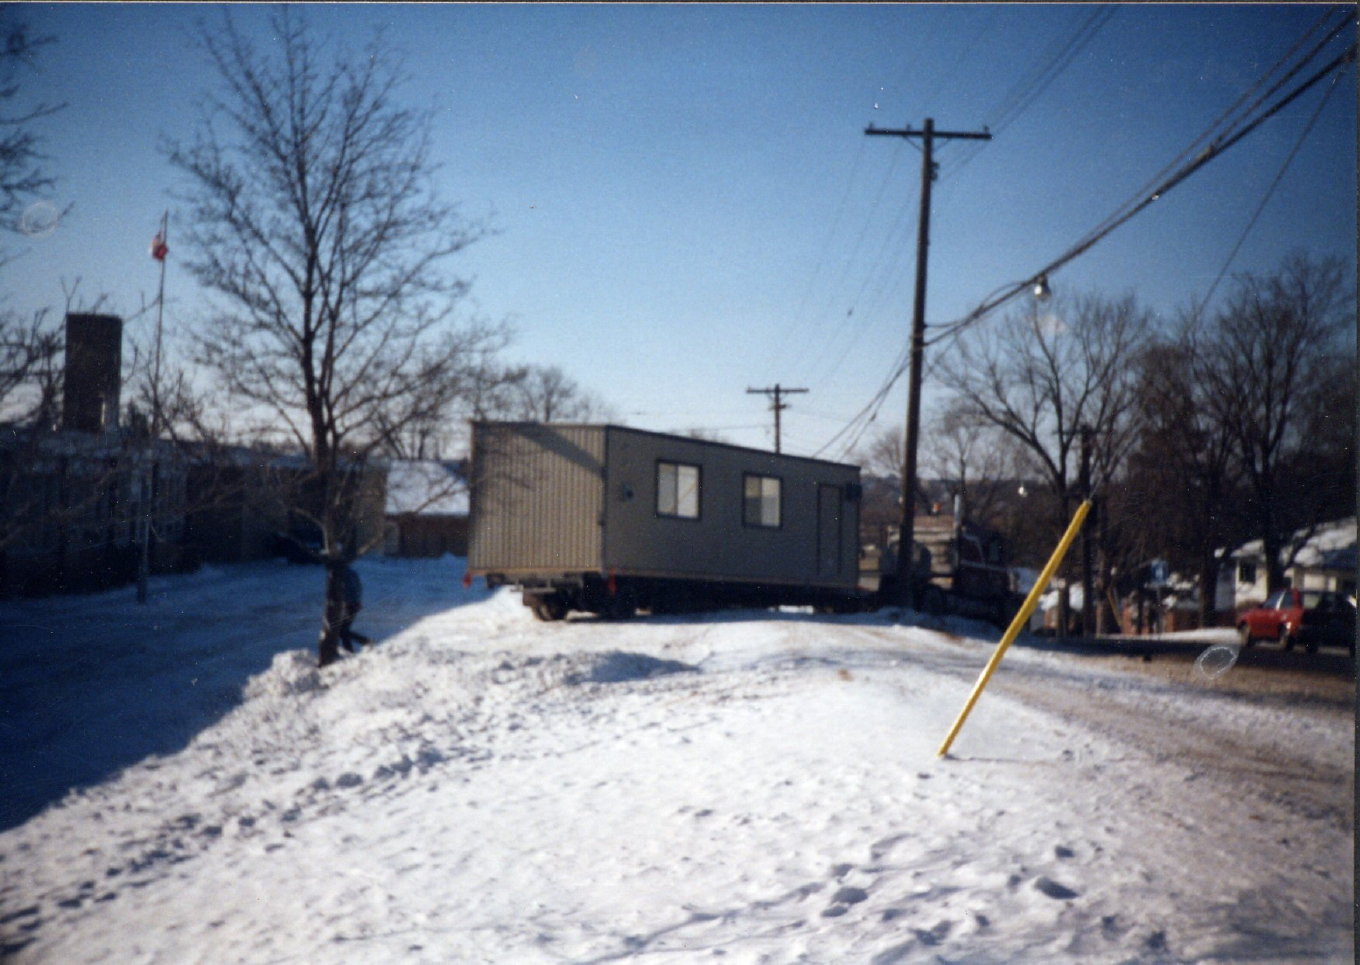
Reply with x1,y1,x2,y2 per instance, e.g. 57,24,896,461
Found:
600,426,861,590
470,423,861,592
468,423,606,574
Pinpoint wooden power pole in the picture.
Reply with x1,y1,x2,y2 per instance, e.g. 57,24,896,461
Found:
746,384,807,454
865,118,991,606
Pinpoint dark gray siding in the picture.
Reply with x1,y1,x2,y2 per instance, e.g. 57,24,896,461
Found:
468,423,606,573
600,426,860,590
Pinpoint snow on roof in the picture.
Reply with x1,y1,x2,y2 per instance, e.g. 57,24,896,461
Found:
1228,517,1357,568
385,459,468,516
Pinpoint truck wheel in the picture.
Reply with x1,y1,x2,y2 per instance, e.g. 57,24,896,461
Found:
530,596,568,622
603,587,638,621
989,600,1013,629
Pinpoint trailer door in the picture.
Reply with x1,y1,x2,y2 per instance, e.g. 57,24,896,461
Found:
816,484,843,578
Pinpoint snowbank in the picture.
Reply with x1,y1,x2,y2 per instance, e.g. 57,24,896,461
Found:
0,559,1352,963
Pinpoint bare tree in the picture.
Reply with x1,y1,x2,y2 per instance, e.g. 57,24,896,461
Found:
0,308,59,424
0,15,64,557
1126,327,1244,626
939,289,1151,632
373,321,513,460
1191,252,1353,593
918,399,1025,526
942,291,1149,510
506,364,613,423
0,13,63,260
858,425,903,485
0,307,61,559
0,12,64,426
166,10,503,666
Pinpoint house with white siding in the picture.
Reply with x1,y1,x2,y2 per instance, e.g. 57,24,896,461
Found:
1216,517,1357,613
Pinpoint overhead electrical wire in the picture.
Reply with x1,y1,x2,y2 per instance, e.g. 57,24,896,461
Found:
1052,6,1352,281
813,339,912,460
779,139,911,383
801,6,1121,414
805,189,919,387
815,16,1356,460
811,271,1036,461
768,139,869,376
928,29,1356,351
942,5,1118,179
918,8,1001,110
1200,63,1346,310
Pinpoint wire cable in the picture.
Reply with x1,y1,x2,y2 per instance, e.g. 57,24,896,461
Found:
932,36,1356,350
768,139,869,377
944,6,1118,178
813,21,1356,459
1065,7,1351,269
782,140,911,384
800,6,1122,401
1201,63,1347,309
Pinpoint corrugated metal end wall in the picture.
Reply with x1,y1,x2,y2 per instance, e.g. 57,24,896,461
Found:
468,423,606,573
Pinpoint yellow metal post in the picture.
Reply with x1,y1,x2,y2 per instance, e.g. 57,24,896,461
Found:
936,499,1092,758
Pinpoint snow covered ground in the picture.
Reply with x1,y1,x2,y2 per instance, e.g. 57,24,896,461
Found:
1,556,1353,963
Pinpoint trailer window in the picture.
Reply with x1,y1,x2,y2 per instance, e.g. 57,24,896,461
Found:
657,461,700,519
743,474,782,528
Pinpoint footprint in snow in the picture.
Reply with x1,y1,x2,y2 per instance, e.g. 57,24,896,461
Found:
822,885,869,917
1034,876,1080,900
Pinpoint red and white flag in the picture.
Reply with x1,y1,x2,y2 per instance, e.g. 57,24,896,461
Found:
150,232,168,261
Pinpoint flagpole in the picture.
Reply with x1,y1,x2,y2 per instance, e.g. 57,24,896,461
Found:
137,211,168,605
152,210,166,435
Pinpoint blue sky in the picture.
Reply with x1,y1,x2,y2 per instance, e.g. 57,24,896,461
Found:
9,3,1356,457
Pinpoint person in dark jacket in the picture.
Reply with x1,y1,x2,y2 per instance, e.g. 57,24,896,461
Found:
337,559,370,653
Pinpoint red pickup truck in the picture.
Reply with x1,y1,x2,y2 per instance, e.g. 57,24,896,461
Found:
1237,588,1356,655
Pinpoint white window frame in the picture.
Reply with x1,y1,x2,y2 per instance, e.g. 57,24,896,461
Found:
743,473,782,529
657,461,701,519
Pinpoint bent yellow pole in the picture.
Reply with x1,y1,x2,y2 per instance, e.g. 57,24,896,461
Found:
936,499,1092,758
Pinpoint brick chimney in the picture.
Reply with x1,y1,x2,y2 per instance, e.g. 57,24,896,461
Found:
62,313,122,433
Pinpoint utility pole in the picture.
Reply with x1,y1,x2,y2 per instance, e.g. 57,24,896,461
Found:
746,384,807,454
866,118,991,606
1079,423,1096,637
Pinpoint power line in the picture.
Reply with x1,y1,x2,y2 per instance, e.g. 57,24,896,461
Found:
814,18,1355,463
768,139,869,378
919,8,1001,109
779,142,911,388
799,7,1119,400
1066,6,1351,270
928,34,1357,351
1201,64,1347,309
944,6,1118,179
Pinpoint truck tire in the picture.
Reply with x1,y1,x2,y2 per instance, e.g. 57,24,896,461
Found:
529,595,568,622
922,585,946,617
603,587,638,621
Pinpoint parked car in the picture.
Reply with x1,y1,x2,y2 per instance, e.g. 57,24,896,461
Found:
1237,588,1356,655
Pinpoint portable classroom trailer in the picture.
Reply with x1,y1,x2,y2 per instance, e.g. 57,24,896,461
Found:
467,422,864,618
